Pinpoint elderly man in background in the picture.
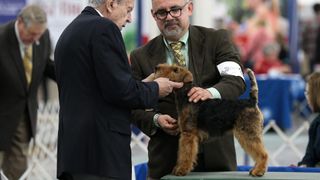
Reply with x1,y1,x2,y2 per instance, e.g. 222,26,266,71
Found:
0,4,55,180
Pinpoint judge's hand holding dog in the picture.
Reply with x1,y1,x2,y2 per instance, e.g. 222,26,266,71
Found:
155,78,183,97
142,73,183,97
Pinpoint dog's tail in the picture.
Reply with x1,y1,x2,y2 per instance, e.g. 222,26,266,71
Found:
247,68,258,104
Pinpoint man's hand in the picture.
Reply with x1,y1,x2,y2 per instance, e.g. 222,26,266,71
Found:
157,114,179,136
188,87,213,103
154,77,183,97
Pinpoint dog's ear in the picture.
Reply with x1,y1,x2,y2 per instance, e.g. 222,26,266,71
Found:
183,71,193,83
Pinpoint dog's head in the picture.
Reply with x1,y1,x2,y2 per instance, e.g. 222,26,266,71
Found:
154,64,193,83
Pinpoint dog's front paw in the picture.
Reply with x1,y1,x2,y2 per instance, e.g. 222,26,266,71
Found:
172,165,191,176
249,167,266,177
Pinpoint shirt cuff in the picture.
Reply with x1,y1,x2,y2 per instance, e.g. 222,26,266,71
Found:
207,87,221,99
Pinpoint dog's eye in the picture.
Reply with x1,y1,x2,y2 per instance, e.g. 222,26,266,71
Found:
173,67,179,73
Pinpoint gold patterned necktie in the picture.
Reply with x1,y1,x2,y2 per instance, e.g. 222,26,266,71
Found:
23,46,33,85
170,42,186,67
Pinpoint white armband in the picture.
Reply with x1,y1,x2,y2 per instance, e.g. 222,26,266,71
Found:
217,61,244,80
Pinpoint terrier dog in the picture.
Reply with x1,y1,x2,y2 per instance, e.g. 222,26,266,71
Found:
153,64,268,177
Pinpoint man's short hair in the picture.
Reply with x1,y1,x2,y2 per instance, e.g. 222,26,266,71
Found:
313,3,320,14
89,0,123,7
263,43,280,56
18,5,47,28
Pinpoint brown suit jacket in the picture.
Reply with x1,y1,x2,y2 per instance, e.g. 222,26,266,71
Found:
0,21,55,150
130,26,246,178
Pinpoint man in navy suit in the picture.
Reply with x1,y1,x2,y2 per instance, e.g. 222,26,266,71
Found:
54,0,182,179
0,5,55,180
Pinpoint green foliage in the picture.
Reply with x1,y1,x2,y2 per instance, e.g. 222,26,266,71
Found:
123,28,137,54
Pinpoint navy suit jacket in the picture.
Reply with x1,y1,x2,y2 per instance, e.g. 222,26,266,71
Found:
54,6,159,179
0,21,55,150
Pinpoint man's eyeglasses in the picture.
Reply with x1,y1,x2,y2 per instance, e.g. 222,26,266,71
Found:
153,1,189,20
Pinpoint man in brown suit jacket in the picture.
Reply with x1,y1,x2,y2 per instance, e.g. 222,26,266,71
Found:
130,0,246,179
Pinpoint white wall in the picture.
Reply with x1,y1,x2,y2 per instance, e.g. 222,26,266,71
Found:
141,0,160,40
27,0,87,46
192,0,228,28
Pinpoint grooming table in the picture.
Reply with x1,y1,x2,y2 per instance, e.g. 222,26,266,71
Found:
161,171,319,180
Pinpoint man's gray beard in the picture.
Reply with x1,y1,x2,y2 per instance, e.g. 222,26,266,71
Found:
163,28,182,39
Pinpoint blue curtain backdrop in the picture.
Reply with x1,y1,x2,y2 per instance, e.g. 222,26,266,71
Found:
0,0,26,24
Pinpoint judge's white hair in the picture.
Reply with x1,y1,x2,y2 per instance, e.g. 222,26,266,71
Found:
89,0,123,7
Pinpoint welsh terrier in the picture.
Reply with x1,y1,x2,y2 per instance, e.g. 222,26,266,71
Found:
153,64,268,177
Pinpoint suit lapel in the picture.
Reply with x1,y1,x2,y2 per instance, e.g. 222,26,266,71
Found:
147,35,167,68
8,22,28,90
188,26,205,85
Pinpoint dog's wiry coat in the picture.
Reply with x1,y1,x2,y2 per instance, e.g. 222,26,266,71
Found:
154,64,268,177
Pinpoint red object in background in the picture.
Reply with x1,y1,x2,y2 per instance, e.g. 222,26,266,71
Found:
141,35,149,45
234,34,248,47
254,58,284,74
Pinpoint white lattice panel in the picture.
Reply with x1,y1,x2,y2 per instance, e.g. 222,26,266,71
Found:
7,102,309,179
